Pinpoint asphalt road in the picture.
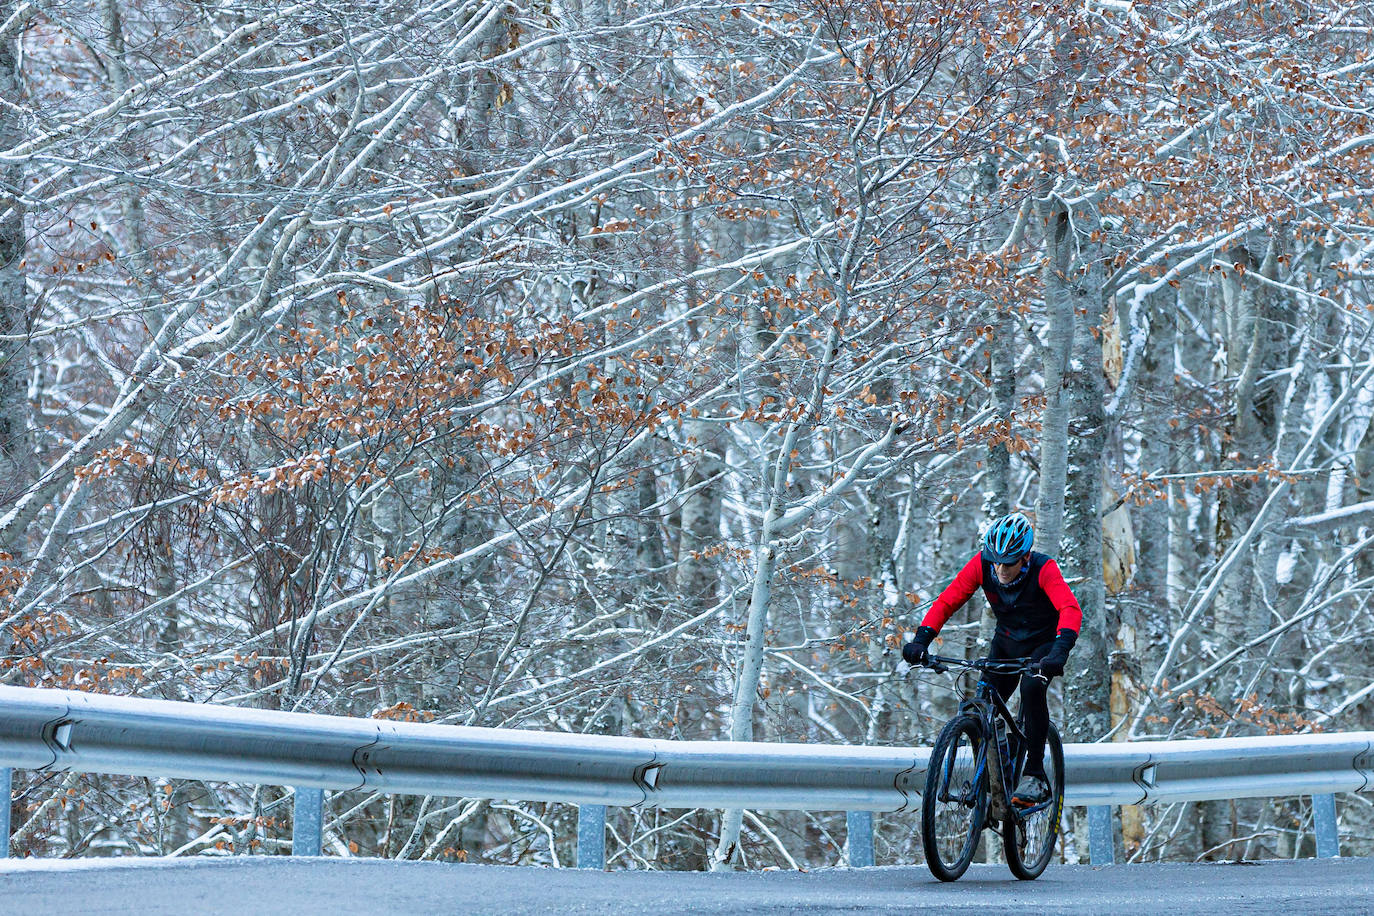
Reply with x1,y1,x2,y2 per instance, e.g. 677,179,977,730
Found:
2,856,1373,915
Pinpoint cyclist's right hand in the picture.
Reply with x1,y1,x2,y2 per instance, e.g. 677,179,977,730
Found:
902,641,929,666
902,625,938,667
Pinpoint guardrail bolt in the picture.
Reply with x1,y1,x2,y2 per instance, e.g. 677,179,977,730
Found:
577,804,606,869
846,811,874,868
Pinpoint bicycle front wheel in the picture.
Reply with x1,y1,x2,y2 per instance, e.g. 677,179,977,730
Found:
1004,722,1064,880
921,714,987,881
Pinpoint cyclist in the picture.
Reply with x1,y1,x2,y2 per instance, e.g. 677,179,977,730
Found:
902,512,1081,807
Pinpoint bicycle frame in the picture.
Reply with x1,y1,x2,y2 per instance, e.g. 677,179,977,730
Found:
930,655,1055,822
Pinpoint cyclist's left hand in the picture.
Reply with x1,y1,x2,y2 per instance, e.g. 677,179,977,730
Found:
1037,628,1076,679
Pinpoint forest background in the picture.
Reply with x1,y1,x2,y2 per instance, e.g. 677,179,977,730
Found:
1,0,1372,869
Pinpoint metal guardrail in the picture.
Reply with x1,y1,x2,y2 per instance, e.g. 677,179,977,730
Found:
1065,732,1374,805
0,685,1369,865
0,686,927,809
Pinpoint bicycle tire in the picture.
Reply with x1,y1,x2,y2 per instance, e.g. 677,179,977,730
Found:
1003,722,1065,880
921,714,987,881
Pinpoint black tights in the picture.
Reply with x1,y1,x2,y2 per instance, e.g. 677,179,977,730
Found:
985,633,1055,778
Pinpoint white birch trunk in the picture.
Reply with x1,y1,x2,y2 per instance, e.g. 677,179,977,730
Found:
711,501,781,869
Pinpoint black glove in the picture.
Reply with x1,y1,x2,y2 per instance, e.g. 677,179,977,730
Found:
1037,628,1078,677
902,626,938,667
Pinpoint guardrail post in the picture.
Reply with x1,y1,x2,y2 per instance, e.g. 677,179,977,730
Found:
292,787,324,856
1088,805,1115,865
577,804,606,869
846,810,874,867
1312,793,1339,858
1,767,11,858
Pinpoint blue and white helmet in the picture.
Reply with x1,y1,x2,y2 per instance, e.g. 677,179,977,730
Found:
982,512,1034,564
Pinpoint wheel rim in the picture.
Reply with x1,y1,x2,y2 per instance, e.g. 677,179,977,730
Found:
929,725,983,868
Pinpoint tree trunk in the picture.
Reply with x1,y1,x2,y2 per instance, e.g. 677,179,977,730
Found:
1202,240,1289,858
1035,201,1074,553
986,317,1016,519
713,505,780,869
0,0,32,549
1212,242,1275,655
1060,262,1110,745
1133,293,1176,680
675,420,724,621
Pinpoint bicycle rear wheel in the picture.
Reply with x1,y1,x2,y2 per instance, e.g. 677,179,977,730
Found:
921,714,987,881
1003,722,1064,880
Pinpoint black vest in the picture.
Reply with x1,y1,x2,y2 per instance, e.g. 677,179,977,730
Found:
980,551,1059,644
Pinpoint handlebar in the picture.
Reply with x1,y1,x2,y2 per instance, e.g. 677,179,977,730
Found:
923,654,1048,680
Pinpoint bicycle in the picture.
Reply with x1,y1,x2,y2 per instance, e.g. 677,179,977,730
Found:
917,654,1065,881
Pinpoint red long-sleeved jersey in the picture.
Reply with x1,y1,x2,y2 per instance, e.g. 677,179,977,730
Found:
921,551,1081,643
